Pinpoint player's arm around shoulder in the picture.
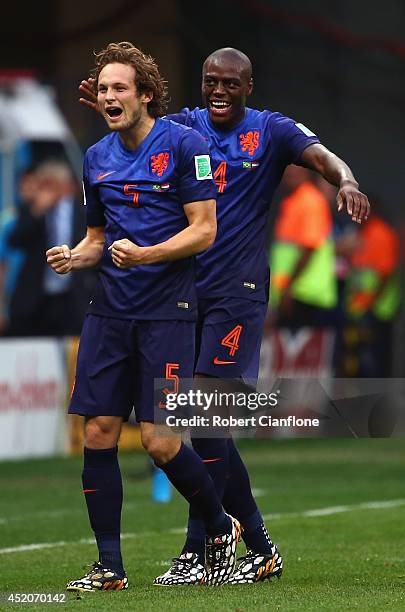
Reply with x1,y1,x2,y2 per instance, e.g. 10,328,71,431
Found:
46,226,105,274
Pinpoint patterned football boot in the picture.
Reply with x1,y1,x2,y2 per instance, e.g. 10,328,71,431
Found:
66,561,128,592
205,515,242,585
153,552,206,586
228,546,283,584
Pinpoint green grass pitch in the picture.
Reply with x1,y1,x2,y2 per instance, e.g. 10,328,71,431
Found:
1,438,404,611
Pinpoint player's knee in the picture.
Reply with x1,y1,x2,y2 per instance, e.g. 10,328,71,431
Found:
84,416,121,448
143,437,180,465
140,428,153,453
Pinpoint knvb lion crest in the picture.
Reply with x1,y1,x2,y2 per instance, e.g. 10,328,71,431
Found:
239,130,260,157
150,151,171,177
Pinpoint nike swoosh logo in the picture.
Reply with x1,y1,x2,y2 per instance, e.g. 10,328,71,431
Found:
97,171,116,180
213,357,236,365
83,489,99,493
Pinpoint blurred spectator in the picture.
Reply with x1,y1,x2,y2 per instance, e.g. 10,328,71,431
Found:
0,168,37,333
269,166,337,328
6,160,94,336
339,197,400,377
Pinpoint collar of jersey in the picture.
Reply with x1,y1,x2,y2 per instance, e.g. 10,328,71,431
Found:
205,107,251,134
114,117,162,157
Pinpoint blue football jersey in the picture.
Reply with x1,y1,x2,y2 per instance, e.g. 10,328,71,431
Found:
167,107,320,302
83,117,216,320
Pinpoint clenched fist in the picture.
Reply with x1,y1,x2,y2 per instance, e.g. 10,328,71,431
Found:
46,244,80,274
109,239,146,269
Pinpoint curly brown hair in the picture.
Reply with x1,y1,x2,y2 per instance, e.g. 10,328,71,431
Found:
92,41,169,118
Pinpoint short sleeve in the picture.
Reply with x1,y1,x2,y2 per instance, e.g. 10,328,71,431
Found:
270,113,320,164
176,129,217,205
165,108,193,127
83,153,106,227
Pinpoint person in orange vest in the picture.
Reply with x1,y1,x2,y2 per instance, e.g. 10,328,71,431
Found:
341,197,400,376
270,166,337,328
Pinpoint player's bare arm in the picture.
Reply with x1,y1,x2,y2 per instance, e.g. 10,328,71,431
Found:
109,199,216,269
300,143,370,224
46,225,105,274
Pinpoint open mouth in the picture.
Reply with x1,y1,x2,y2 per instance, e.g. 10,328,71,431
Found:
209,100,231,115
106,107,123,120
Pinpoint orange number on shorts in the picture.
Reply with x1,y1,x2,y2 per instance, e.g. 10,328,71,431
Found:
221,325,243,357
213,161,227,193
164,363,180,395
159,363,180,409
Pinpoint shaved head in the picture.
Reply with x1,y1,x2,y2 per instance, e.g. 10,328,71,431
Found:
203,48,252,81
202,48,253,129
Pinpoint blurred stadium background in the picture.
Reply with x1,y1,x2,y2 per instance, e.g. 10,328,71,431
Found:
0,1,404,609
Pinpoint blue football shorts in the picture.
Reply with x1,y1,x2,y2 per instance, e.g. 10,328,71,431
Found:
194,297,268,381
69,314,195,422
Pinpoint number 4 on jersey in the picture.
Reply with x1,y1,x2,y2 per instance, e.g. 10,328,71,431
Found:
221,325,243,357
213,161,227,193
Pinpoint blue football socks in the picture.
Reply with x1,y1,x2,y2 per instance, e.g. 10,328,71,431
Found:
181,438,230,560
159,442,231,536
223,438,274,554
82,446,125,576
